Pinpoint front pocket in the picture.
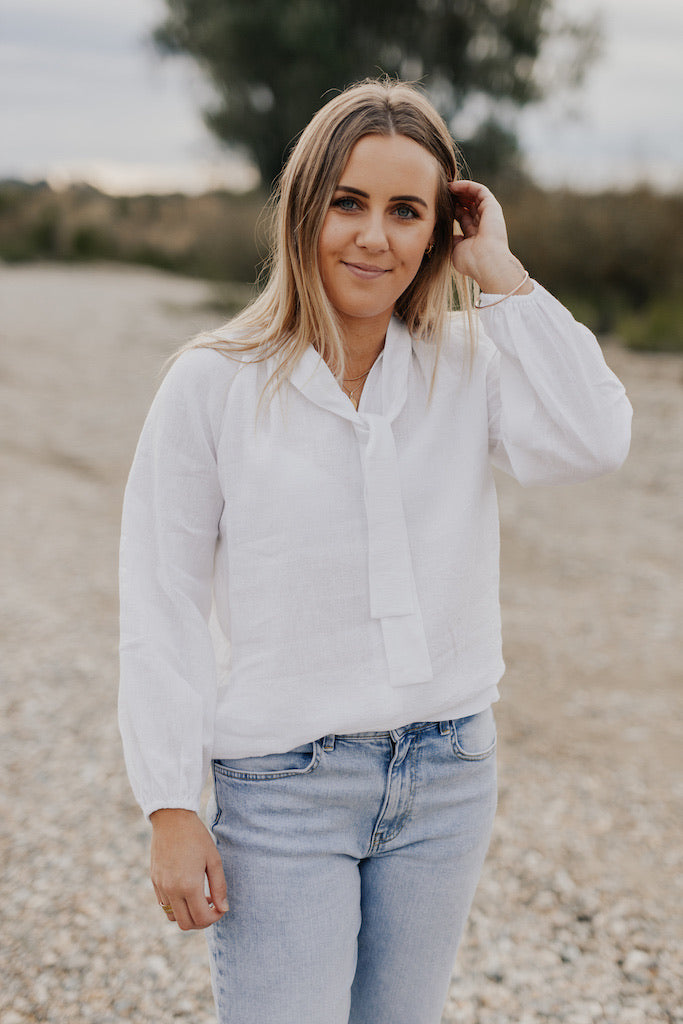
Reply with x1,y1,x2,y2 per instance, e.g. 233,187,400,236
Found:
450,707,497,761
213,742,321,780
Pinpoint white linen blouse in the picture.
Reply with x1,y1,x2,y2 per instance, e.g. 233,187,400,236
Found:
118,282,632,818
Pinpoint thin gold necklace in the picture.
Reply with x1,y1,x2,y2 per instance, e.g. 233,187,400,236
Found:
344,368,373,383
342,367,372,408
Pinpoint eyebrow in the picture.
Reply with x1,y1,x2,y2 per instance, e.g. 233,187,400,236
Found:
334,185,429,209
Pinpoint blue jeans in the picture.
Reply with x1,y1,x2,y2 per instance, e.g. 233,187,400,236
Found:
206,710,497,1024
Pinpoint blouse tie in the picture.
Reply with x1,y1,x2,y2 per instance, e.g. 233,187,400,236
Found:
286,319,434,687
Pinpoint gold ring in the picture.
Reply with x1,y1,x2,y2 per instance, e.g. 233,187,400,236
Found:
159,902,173,913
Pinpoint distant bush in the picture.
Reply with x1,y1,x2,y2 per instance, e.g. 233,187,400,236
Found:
0,180,265,282
616,297,683,353
499,184,683,343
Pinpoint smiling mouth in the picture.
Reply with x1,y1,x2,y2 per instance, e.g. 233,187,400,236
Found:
343,262,391,278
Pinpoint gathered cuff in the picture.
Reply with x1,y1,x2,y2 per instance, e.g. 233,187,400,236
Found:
139,793,202,822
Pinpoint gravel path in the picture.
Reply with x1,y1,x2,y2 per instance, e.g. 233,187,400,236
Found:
1,264,680,1024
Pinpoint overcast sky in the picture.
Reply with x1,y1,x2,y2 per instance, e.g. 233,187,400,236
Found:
1,0,681,194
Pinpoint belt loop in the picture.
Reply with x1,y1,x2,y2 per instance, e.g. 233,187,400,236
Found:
438,720,451,736
322,734,336,751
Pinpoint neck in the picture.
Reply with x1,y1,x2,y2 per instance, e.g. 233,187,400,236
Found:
339,312,391,380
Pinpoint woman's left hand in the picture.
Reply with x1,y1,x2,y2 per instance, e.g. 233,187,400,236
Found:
448,180,533,297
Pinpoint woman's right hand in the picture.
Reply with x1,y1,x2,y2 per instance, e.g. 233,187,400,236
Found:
150,808,229,930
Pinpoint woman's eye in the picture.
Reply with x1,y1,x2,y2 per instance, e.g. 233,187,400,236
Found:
333,196,358,211
395,205,418,220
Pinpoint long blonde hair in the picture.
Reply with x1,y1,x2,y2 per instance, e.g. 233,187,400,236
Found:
185,78,475,388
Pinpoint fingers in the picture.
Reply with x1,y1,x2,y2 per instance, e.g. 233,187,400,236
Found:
177,844,229,929
152,881,176,924
152,885,225,930
450,179,486,212
206,845,230,916
449,180,501,218
160,902,176,923
453,202,478,239
447,179,511,281
448,179,492,202
168,895,198,932
181,890,225,931
451,194,485,242
152,869,228,930
151,862,228,931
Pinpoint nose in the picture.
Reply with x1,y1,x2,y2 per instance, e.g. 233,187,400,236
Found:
355,212,389,252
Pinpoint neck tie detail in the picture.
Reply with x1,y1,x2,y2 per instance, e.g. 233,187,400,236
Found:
285,319,434,687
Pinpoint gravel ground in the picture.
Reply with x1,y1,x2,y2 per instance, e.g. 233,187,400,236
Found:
1,263,681,1024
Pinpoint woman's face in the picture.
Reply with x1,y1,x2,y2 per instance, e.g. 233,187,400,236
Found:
318,133,439,338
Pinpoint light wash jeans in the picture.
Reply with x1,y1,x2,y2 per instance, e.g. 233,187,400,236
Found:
206,709,497,1024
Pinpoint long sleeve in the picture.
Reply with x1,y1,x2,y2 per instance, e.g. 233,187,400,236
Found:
482,282,632,485
118,348,229,818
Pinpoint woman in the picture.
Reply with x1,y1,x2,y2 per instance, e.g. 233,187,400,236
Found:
119,79,632,1024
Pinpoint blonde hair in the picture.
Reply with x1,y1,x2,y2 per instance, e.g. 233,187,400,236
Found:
184,78,475,389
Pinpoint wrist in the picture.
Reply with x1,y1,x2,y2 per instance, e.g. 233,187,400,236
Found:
473,252,532,296
150,807,198,828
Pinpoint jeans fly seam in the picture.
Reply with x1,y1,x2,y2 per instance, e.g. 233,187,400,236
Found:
368,738,419,853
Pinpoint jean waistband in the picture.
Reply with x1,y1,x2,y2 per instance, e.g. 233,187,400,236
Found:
321,720,451,751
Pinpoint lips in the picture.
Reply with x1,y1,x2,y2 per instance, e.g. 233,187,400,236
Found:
342,261,391,280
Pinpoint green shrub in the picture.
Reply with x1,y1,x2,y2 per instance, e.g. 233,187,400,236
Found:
70,225,113,259
501,185,683,335
617,297,683,353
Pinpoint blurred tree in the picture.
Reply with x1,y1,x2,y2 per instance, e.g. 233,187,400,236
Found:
154,0,600,186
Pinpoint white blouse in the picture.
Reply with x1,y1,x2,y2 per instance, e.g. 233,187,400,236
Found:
118,283,632,817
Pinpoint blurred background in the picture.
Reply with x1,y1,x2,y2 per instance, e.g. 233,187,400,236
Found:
1,0,682,346
1,3,681,1023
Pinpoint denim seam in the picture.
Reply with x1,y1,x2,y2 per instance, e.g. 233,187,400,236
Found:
449,721,497,762
380,738,420,846
209,767,223,832
368,737,420,853
213,743,322,781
